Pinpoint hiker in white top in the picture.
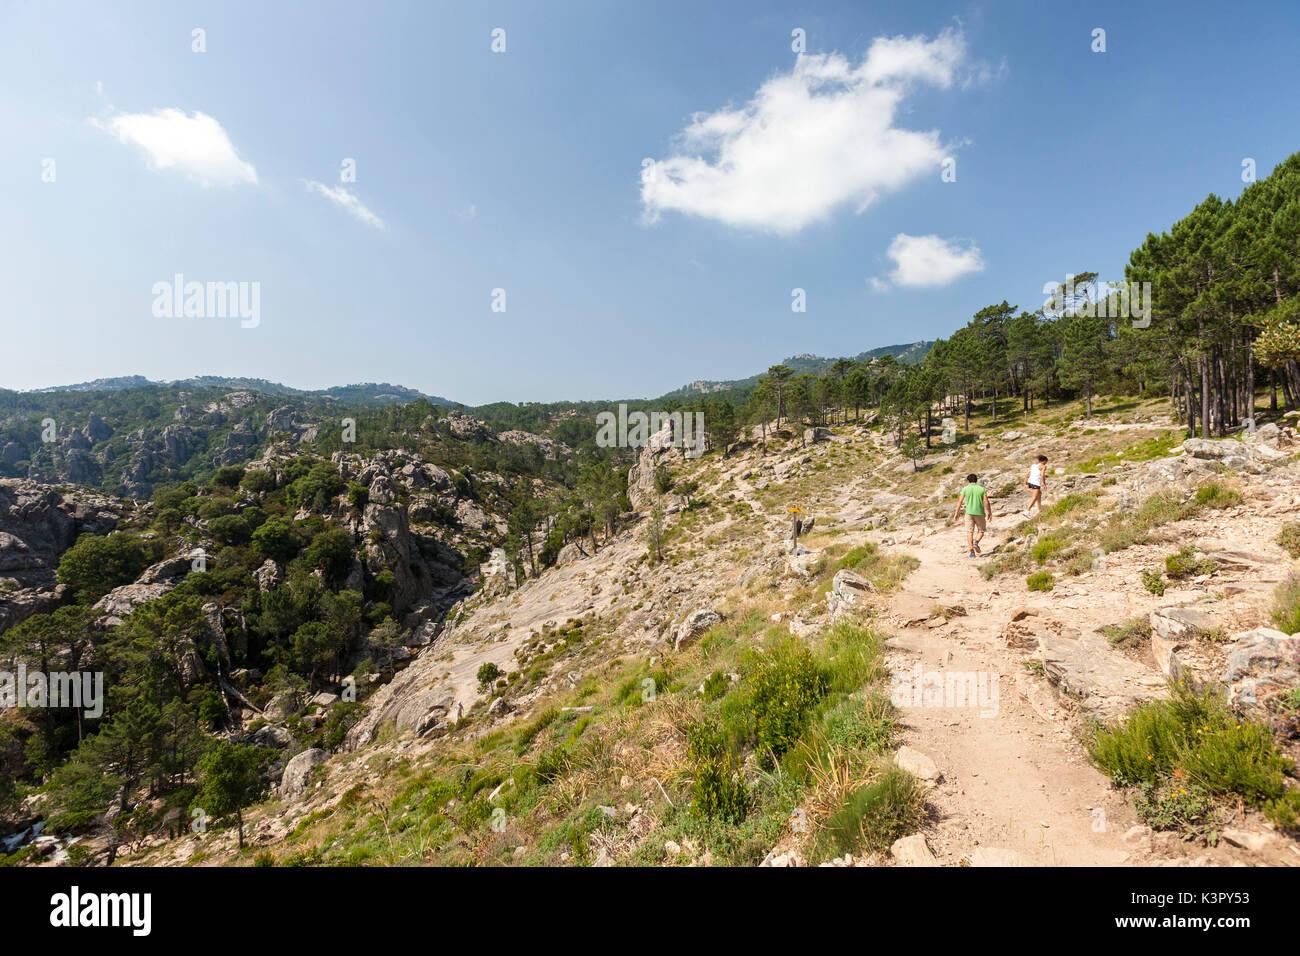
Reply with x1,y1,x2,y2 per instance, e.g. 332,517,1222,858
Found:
1022,454,1048,517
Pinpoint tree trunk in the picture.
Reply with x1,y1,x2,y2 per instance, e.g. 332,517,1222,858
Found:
1198,354,1211,439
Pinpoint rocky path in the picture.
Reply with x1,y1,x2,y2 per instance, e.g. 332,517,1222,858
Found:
882,519,1153,865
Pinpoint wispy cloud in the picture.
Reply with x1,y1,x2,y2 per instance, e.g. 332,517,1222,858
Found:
302,180,385,229
874,233,984,289
92,108,257,187
640,26,972,233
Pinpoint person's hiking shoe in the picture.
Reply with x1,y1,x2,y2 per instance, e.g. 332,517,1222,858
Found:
968,549,976,558
974,542,982,555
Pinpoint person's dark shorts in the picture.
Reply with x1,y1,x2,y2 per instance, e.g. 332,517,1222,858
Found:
1028,482,1041,490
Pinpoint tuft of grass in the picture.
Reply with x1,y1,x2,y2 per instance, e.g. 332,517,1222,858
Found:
1031,535,1069,565
1194,481,1243,509
1077,431,1182,472
813,763,928,860
1271,575,1300,634
833,543,920,592
1103,616,1153,648
1043,493,1098,519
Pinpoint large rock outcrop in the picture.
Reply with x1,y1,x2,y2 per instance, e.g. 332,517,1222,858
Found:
0,479,121,631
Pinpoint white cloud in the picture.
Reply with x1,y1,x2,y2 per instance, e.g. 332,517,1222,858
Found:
92,108,256,187
640,27,969,233
302,180,385,229
877,233,984,288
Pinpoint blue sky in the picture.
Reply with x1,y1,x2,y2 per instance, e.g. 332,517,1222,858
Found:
3,0,1299,405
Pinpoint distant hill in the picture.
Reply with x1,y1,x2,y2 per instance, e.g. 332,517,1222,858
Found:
657,341,933,401
33,376,459,409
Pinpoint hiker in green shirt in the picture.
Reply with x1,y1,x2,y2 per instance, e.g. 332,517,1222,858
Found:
950,473,993,558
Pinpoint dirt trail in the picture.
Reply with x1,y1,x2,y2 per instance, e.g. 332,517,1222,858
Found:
881,519,1146,865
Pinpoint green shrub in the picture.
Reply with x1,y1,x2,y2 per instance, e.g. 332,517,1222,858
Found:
1089,684,1300,833
212,465,245,489
240,469,276,495
207,513,251,547
702,671,730,702
347,482,369,510
1031,536,1068,565
303,528,355,581
1164,546,1214,580
1141,569,1167,595
287,462,344,512
1271,575,1300,636
685,718,749,822
1134,781,1216,832
251,516,301,563
749,640,827,761
1026,570,1054,592
1279,522,1300,559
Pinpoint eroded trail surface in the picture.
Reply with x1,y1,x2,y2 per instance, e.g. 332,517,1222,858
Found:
883,523,1137,865
877,483,1300,866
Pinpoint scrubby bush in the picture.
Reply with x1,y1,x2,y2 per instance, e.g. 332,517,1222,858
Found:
749,640,827,761
207,513,251,547
240,469,276,495
251,516,300,563
1271,575,1300,635
1164,546,1215,580
1026,570,1054,592
212,465,245,489
686,718,749,822
1278,522,1300,559
1141,568,1167,595
1089,683,1300,832
287,462,344,512
303,528,355,582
